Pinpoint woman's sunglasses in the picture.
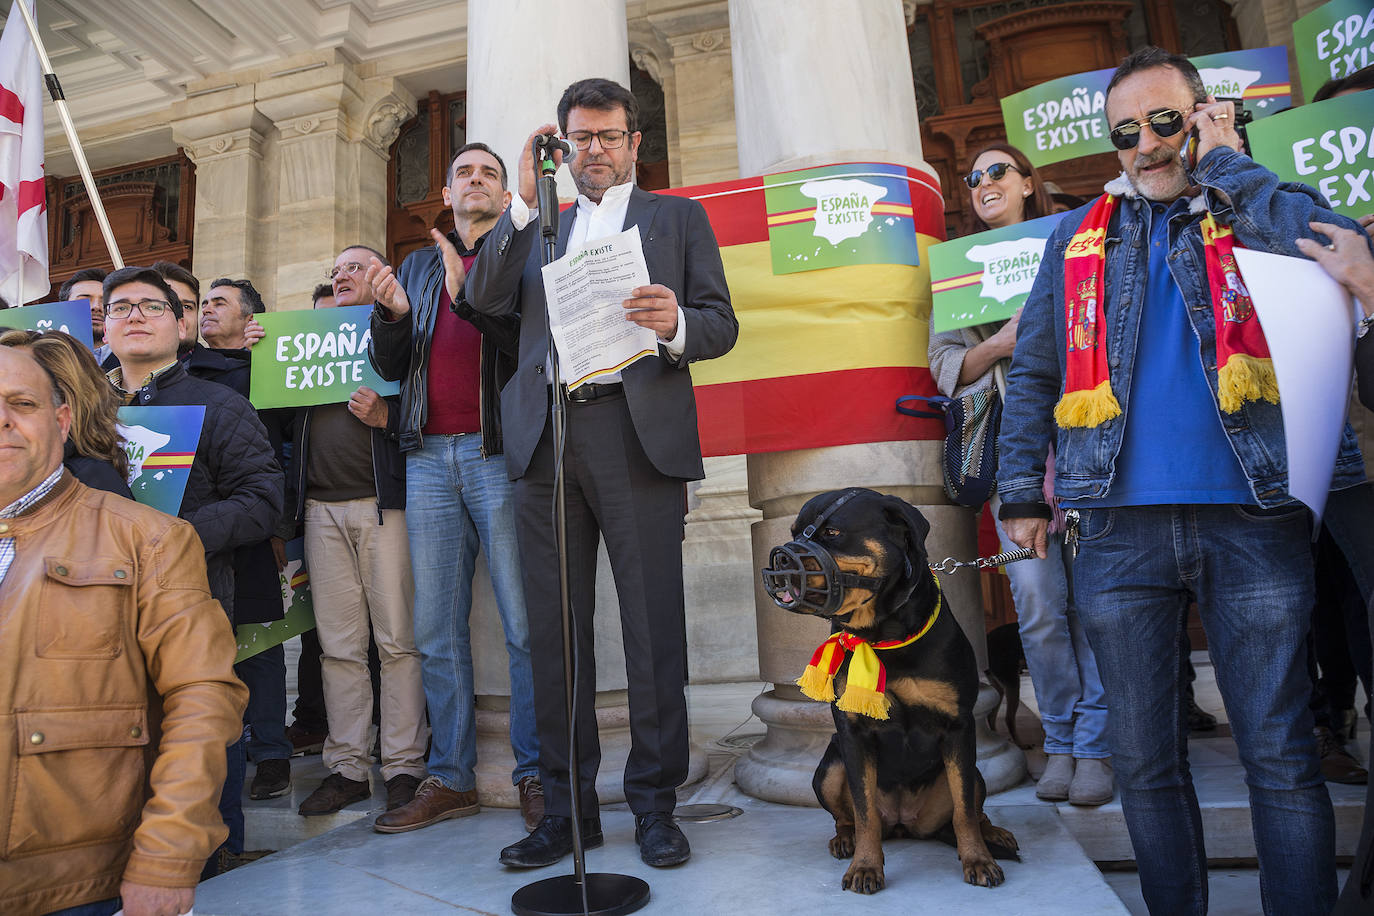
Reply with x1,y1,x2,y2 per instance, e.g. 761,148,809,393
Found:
964,161,1023,189
1109,109,1186,150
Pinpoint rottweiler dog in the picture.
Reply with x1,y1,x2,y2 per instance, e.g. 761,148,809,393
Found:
762,487,1018,894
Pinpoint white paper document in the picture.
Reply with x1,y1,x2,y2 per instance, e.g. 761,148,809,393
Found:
1233,248,1357,524
540,227,657,388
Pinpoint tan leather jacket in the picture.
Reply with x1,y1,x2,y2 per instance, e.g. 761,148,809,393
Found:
0,473,249,915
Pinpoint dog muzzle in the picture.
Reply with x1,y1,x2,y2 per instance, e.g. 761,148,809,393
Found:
760,489,885,615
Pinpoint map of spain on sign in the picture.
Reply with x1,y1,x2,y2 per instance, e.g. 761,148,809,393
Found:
764,163,922,275
116,405,205,516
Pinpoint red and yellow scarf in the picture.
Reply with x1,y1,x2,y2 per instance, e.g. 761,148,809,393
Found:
796,578,942,720
1055,194,1277,428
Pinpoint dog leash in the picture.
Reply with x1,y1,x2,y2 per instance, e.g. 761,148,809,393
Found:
929,546,1037,575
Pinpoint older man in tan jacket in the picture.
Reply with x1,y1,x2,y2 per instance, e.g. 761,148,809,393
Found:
0,344,248,916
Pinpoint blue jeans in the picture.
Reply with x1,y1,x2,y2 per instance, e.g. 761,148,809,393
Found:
406,434,538,791
1072,504,1334,916
236,642,291,762
993,506,1108,758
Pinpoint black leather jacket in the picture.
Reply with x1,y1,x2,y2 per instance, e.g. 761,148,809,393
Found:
369,230,519,455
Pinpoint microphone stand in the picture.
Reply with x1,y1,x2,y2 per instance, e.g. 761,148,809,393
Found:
511,136,650,916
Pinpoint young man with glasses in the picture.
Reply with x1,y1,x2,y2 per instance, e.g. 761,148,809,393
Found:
998,47,1368,915
461,78,737,870
367,146,542,836
103,265,285,875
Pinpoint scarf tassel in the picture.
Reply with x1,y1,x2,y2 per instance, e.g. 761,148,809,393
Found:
1217,353,1279,414
1053,379,1122,429
796,640,841,703
835,683,892,720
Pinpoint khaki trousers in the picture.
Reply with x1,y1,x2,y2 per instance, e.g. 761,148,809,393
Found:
304,497,426,781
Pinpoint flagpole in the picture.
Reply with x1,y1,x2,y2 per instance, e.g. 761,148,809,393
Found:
12,0,123,270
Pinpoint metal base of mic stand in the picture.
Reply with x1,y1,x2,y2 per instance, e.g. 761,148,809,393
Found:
513,138,648,916
512,874,649,916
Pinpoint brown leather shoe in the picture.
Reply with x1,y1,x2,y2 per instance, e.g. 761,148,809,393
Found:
517,775,545,833
1317,726,1369,785
298,773,371,816
373,775,478,833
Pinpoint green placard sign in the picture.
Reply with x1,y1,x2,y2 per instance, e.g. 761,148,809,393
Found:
1293,0,1374,102
929,212,1068,333
1002,48,1292,168
236,537,315,663
249,305,398,409
1001,68,1114,168
1247,90,1374,217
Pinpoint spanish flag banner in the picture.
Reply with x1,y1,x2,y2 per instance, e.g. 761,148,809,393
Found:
660,162,947,456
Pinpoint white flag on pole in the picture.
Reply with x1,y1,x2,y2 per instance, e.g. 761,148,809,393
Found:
0,0,49,306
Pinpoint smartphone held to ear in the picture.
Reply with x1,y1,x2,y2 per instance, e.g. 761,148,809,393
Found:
1180,127,1201,172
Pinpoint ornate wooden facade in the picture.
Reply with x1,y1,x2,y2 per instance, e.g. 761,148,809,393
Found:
43,153,195,301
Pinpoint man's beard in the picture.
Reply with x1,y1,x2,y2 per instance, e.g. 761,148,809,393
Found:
571,153,633,200
1128,148,1190,201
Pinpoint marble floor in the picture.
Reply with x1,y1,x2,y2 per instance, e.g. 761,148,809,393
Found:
202,650,1369,915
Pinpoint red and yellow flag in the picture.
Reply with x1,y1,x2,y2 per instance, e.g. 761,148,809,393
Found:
661,162,948,456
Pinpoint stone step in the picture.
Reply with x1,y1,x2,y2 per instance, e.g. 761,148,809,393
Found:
201,797,1127,915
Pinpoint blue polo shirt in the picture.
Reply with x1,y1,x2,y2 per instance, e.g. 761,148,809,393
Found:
1082,200,1253,507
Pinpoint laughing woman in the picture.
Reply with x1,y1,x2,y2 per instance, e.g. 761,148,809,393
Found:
926,143,1113,807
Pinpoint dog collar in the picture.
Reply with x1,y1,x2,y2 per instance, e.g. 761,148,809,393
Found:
796,577,943,720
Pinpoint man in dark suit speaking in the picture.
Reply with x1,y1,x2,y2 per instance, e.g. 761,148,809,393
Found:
464,77,737,870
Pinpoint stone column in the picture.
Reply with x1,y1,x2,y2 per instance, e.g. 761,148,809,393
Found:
642,10,738,187
462,0,706,808
255,62,414,310
466,0,631,200
170,87,272,288
728,0,1023,805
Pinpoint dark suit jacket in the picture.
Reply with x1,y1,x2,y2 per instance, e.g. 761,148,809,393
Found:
465,185,737,481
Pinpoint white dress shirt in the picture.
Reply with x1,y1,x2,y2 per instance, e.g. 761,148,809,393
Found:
510,181,687,385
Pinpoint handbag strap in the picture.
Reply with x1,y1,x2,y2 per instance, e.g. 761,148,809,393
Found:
895,394,948,420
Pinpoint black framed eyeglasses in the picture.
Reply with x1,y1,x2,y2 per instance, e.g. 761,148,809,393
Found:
565,129,629,151
106,299,173,320
964,161,1022,189
1109,109,1186,150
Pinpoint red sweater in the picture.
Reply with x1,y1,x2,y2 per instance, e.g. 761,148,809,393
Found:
422,263,482,435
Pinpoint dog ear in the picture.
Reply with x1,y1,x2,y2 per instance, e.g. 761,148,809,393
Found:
880,495,930,559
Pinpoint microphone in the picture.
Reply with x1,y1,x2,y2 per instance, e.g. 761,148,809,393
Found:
533,134,571,174
533,134,568,239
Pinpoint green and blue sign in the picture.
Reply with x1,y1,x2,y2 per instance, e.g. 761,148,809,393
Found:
0,300,95,350
116,405,204,516
1002,48,1292,168
250,305,398,409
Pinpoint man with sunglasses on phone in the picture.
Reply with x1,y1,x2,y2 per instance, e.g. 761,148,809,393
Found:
463,77,737,871
999,47,1367,916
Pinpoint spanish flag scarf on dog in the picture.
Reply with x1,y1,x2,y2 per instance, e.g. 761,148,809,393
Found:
1054,193,1278,428
796,578,942,720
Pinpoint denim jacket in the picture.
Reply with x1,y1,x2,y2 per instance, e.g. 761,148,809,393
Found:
998,147,1367,516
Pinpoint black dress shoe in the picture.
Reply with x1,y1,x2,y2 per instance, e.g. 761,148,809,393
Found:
499,814,603,868
635,811,690,867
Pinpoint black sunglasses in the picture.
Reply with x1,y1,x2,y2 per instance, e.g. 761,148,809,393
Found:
964,161,1023,189
1109,109,1186,150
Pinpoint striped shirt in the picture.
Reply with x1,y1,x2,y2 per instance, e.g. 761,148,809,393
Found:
0,466,63,585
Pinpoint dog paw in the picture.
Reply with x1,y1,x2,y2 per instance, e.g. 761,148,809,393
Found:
982,823,1019,852
828,830,855,859
962,857,1005,888
841,861,886,894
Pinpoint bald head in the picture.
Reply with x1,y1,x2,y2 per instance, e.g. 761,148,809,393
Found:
0,346,71,507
